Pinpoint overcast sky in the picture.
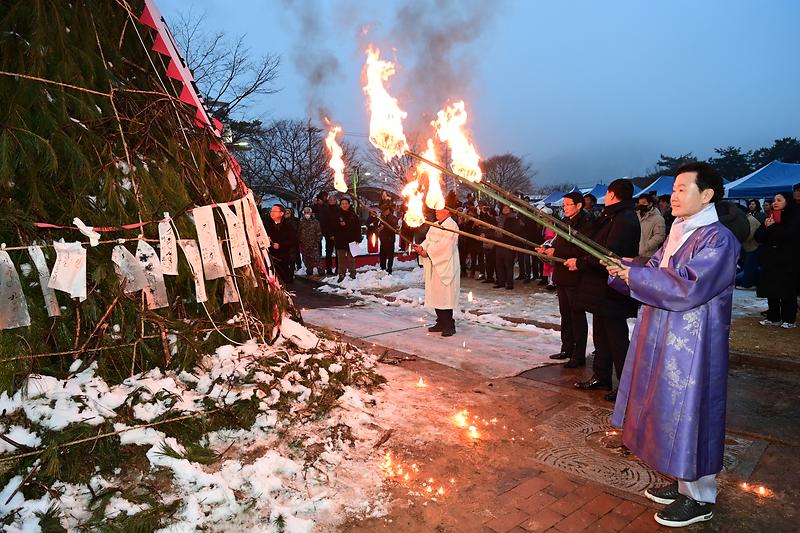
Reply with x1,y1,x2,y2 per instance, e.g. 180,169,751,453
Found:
157,0,800,185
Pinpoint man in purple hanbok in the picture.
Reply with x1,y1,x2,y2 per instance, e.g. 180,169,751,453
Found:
605,162,740,528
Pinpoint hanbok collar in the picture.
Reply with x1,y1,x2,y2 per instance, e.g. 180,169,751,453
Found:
660,203,718,267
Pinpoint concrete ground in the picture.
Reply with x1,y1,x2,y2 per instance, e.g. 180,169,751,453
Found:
290,278,799,532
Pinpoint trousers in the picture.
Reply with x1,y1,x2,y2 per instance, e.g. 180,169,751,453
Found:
591,314,629,383
679,474,717,504
557,286,587,360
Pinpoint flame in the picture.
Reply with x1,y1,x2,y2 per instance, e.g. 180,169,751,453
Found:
371,233,377,247
402,180,425,228
468,425,480,439
418,139,445,210
453,409,469,428
324,122,348,192
416,377,427,388
467,291,473,302
363,46,408,161
432,101,482,182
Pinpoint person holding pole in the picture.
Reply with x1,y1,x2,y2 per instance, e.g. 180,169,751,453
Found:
605,162,740,527
414,199,460,337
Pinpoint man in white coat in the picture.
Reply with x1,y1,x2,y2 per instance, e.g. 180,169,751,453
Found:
414,207,460,337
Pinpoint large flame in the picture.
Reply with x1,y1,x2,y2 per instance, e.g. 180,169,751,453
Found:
324,122,348,193
401,180,425,228
432,101,482,182
363,46,409,162
419,139,445,210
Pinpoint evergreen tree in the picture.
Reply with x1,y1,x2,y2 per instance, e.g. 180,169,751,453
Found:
0,2,289,389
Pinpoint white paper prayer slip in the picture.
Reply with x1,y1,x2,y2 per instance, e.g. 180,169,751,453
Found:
0,250,31,329
111,245,148,294
241,192,268,275
48,241,87,301
192,205,226,280
218,240,240,304
178,239,208,303
158,216,178,275
220,200,250,268
348,242,360,258
27,245,60,317
136,241,169,309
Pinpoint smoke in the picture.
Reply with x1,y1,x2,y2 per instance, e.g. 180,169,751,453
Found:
281,0,503,133
387,0,505,136
280,0,342,120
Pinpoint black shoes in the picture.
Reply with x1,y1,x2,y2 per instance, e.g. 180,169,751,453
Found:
441,328,456,337
492,283,504,289
349,273,356,279
574,377,612,390
654,495,713,527
549,352,570,360
564,358,586,368
505,285,513,290
605,390,618,402
428,323,444,333
515,275,525,281
337,274,345,282
645,481,680,505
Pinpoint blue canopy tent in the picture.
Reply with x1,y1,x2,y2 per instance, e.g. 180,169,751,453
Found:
638,175,675,197
539,190,567,204
584,184,607,202
726,161,800,199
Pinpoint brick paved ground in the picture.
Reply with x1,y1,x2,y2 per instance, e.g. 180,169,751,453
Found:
296,281,799,533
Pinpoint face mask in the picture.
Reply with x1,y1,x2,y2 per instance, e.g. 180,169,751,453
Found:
637,205,650,214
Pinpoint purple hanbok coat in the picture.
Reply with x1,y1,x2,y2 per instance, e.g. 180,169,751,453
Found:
609,221,740,480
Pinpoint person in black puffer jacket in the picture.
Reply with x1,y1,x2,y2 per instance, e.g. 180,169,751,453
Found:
567,179,640,400
755,192,800,327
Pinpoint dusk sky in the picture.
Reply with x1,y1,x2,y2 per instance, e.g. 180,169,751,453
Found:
158,0,800,186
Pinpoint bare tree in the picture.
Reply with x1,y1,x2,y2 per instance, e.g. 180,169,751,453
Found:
172,10,280,121
481,153,537,194
239,119,359,207
362,136,428,193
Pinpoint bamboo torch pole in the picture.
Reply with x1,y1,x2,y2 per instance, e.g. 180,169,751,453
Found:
421,221,564,263
446,206,541,249
405,151,616,264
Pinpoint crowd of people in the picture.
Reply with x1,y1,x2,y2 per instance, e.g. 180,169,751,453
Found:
258,165,799,528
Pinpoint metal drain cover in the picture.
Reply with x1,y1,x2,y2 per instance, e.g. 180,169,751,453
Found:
533,404,766,495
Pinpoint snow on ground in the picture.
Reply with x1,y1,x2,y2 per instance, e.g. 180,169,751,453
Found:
312,264,769,376
0,324,392,532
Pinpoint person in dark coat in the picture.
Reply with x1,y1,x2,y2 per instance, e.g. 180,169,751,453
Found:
567,179,641,400
284,207,302,270
478,204,497,283
378,204,398,273
318,194,340,275
539,191,593,367
265,204,299,284
494,204,524,290
658,194,675,233
333,198,361,281
755,192,799,327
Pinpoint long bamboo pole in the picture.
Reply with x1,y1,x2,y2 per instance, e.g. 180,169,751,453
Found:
446,206,541,249
405,151,616,263
352,195,561,263
421,221,564,263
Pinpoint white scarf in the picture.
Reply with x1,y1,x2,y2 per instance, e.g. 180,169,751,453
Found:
659,203,719,267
